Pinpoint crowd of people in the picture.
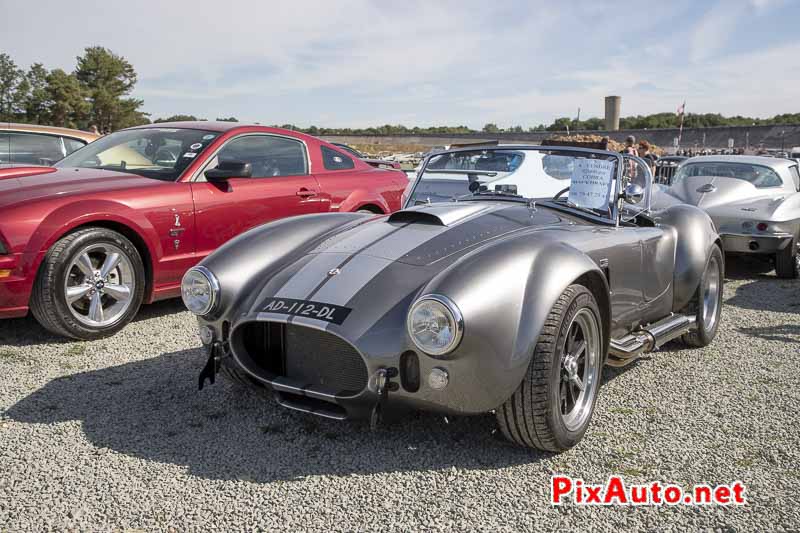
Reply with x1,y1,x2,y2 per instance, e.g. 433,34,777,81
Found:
620,135,659,173
675,147,745,156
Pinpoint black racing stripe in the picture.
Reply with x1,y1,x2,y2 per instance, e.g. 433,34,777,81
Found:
303,221,413,301
265,215,378,302
395,210,530,266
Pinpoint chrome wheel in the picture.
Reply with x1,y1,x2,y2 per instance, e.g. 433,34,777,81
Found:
701,255,721,331
64,243,135,327
560,308,601,432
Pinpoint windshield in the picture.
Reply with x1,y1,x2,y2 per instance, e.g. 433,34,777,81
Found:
56,128,220,181
673,162,783,188
406,148,622,217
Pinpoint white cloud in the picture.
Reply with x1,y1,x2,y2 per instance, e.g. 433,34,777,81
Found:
688,1,743,63
0,0,798,127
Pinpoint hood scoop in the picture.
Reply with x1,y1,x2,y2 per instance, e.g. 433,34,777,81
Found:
388,203,493,227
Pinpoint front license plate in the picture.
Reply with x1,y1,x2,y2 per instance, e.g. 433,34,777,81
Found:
261,298,352,325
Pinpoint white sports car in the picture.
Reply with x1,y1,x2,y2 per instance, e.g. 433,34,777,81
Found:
657,155,800,278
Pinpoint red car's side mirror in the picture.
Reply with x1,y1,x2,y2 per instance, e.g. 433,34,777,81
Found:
205,161,252,182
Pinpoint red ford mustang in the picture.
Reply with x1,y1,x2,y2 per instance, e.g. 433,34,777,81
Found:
0,122,407,339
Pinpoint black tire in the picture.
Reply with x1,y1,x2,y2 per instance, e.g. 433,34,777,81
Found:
682,244,724,347
775,237,799,279
30,228,145,340
496,284,604,452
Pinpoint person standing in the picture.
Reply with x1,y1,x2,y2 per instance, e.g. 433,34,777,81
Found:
621,135,639,157
638,140,658,173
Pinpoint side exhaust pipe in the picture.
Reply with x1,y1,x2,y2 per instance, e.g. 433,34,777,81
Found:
607,314,696,367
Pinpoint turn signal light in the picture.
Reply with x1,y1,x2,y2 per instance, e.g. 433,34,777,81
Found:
756,222,768,231
0,269,11,278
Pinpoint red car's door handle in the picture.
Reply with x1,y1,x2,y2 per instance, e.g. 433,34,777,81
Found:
296,188,317,198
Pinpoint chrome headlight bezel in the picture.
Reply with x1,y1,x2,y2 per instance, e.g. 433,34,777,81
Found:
406,294,464,357
181,266,220,316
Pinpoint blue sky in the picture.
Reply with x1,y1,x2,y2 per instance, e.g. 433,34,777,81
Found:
1,0,798,128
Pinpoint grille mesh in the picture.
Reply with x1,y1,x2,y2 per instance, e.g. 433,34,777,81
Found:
283,324,367,395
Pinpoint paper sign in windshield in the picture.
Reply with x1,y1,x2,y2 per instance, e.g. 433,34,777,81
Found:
568,159,615,210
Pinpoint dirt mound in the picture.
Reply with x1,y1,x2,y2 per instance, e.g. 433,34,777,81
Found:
546,134,664,155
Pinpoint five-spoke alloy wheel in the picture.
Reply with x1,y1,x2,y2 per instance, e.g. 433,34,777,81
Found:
497,284,604,452
64,243,136,327
559,308,601,432
30,228,145,340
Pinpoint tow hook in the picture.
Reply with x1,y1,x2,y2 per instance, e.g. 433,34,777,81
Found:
369,367,398,430
198,341,227,391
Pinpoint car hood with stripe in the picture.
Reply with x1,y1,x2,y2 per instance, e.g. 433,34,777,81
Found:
246,202,573,337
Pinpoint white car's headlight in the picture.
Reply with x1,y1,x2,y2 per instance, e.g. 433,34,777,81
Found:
407,295,463,356
181,266,219,316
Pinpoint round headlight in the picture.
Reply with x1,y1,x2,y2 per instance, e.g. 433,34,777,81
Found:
181,266,219,316
407,295,463,356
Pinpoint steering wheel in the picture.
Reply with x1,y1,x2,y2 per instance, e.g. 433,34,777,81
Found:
553,187,570,200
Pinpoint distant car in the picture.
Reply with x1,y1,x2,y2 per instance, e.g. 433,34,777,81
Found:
653,155,687,185
0,123,99,165
331,142,403,171
185,145,722,452
0,122,407,339
658,155,800,278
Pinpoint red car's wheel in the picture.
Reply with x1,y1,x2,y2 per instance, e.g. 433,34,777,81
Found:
30,228,146,340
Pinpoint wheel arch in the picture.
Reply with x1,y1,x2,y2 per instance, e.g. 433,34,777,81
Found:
338,188,391,214
61,220,155,302
574,270,611,360
422,236,609,404
657,204,721,310
354,203,384,214
29,209,159,303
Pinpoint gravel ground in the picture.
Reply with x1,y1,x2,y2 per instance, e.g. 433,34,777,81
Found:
1,256,799,532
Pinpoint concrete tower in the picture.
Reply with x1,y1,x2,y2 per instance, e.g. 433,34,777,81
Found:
605,96,621,131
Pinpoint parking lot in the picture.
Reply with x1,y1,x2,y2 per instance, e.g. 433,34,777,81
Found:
0,256,798,531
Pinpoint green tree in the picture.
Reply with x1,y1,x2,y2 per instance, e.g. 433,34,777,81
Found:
75,46,146,131
482,123,501,133
154,114,201,123
44,69,89,128
0,53,25,121
23,63,49,124
547,117,573,131
215,116,238,122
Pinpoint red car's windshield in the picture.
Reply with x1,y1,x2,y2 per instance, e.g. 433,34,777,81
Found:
55,127,220,181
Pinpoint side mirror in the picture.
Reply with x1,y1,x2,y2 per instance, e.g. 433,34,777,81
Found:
622,183,645,204
205,160,251,182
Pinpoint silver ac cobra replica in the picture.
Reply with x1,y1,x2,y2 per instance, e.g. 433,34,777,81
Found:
181,146,723,452
658,155,800,278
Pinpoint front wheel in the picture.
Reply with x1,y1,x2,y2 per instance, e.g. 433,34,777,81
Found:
30,228,145,340
682,244,724,347
496,284,604,452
